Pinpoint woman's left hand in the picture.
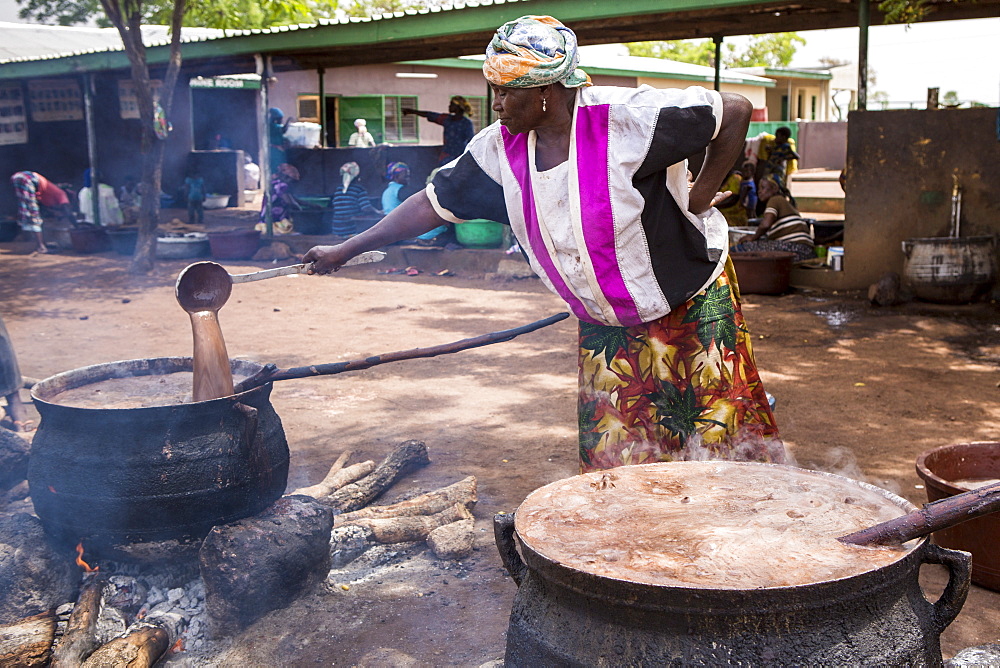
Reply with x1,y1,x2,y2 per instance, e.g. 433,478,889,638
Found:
710,190,733,208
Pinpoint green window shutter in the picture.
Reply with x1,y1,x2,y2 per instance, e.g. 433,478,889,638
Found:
463,95,489,133
338,96,384,146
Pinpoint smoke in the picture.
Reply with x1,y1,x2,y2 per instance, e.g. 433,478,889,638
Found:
811,446,904,497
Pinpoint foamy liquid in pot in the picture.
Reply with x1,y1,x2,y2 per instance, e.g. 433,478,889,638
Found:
515,462,915,589
46,372,249,408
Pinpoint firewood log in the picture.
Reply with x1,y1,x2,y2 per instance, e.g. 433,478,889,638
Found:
343,502,473,543
290,459,375,499
336,476,477,524
50,575,105,667
287,449,352,496
322,440,430,513
0,611,56,667
79,623,168,668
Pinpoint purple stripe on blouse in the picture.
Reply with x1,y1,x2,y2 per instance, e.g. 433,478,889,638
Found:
500,127,592,322
574,104,641,326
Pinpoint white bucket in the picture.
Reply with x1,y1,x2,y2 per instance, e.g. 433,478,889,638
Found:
728,226,756,247
827,246,844,271
285,122,322,148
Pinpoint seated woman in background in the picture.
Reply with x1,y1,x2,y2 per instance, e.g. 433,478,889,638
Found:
331,162,381,238
715,165,747,227
732,177,814,262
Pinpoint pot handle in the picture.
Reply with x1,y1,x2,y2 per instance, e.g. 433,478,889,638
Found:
921,542,972,632
493,512,527,587
233,402,259,455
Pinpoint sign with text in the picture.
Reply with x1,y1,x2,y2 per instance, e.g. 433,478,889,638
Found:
28,79,83,122
0,83,28,145
118,79,163,119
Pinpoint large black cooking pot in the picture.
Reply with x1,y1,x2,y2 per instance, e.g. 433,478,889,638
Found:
28,357,289,548
495,463,972,667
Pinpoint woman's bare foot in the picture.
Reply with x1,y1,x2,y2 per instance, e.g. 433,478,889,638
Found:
33,246,49,254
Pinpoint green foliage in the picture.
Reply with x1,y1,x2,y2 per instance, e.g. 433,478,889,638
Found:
17,0,111,26
17,0,338,28
878,0,929,24
942,90,960,106
627,39,718,66
726,33,805,68
344,0,449,17
626,33,804,69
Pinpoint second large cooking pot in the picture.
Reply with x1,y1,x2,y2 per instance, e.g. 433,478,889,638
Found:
28,357,289,549
495,462,971,666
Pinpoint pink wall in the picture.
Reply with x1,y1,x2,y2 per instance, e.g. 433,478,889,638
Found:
271,64,639,147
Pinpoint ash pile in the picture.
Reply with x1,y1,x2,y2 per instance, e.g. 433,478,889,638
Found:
0,436,479,666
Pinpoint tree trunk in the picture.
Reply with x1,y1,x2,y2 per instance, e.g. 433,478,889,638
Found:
99,0,187,275
0,612,56,667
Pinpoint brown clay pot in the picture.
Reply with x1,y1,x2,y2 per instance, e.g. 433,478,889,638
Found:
917,441,1000,591
730,250,795,295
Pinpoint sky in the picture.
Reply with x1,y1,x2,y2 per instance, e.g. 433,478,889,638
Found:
788,18,999,106
0,1,996,106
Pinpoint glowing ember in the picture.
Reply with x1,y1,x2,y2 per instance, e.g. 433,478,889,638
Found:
75,543,98,572
48,485,56,493
170,638,185,654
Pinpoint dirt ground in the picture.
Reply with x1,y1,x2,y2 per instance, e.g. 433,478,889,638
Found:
2,237,999,665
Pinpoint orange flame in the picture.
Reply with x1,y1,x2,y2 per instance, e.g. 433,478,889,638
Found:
75,543,98,572
136,609,147,620
170,638,185,654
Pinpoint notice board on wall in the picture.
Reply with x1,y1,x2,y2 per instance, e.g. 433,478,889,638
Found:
0,82,28,146
28,79,83,122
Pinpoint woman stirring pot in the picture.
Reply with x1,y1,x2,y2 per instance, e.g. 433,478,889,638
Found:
305,15,788,471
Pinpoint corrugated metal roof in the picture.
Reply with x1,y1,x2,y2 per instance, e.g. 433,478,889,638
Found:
0,21,228,63
0,0,527,64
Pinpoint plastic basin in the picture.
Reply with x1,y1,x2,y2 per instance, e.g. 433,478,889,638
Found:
208,229,261,260
156,233,210,259
107,228,138,255
456,220,504,248
204,194,231,209
69,226,110,254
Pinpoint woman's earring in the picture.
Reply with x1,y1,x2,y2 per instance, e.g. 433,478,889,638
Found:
542,97,547,112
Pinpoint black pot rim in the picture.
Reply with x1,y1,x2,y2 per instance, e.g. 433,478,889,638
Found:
31,356,272,412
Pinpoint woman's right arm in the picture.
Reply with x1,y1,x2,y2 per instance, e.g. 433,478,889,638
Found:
304,189,448,273
748,199,775,241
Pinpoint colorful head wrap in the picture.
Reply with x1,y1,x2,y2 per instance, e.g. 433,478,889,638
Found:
354,118,367,128
386,161,410,181
268,108,284,123
483,15,590,89
340,161,360,193
450,95,473,115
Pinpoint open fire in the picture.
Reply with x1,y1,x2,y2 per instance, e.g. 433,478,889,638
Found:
2,435,477,666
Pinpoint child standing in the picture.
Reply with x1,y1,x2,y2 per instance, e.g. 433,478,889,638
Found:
184,170,205,225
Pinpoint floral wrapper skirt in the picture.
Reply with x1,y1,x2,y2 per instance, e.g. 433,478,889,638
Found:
578,258,787,472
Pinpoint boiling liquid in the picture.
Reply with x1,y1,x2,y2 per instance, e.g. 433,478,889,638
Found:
516,462,915,589
45,372,251,408
952,478,1000,491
